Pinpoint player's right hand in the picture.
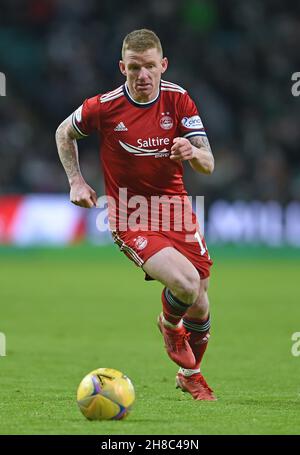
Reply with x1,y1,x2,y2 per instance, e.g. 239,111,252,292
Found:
70,179,98,208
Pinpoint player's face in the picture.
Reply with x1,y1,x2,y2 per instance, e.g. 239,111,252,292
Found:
119,48,168,103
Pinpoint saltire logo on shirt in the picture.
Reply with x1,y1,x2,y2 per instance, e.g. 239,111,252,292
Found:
119,140,170,157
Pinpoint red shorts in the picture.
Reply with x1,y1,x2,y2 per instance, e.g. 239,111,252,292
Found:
112,229,213,280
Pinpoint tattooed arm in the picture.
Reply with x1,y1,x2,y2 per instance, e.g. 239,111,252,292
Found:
187,135,214,174
170,135,214,174
55,116,98,208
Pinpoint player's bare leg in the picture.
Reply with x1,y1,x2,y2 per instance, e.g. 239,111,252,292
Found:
143,247,200,368
142,246,200,304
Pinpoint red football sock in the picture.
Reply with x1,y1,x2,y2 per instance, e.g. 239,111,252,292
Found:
161,287,190,325
182,316,211,368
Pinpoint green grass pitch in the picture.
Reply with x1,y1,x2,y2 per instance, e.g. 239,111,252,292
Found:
0,244,300,435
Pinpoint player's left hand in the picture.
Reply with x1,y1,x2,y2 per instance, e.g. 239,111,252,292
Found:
170,137,195,161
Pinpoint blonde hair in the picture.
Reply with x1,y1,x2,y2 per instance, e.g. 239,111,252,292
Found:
122,29,163,59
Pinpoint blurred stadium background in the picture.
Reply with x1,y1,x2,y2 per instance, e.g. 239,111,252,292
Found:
1,0,300,247
1,0,300,436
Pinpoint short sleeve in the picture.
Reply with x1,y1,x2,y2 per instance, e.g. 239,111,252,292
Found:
71,95,101,137
178,93,206,139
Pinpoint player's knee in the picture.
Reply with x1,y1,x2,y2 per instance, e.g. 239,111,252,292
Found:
188,291,210,319
201,280,209,293
172,273,200,305
198,277,209,297
197,293,210,314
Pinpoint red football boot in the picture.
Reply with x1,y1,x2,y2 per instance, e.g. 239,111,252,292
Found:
176,372,217,401
157,313,195,369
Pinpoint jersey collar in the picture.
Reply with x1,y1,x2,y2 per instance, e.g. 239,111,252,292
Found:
123,82,160,108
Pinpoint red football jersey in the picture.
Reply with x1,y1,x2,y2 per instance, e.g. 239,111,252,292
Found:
72,80,207,231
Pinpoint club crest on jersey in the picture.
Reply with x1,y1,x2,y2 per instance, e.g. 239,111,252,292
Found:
181,115,203,129
160,115,173,130
134,236,148,250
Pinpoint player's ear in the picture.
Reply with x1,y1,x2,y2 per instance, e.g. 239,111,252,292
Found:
119,60,127,76
161,57,168,74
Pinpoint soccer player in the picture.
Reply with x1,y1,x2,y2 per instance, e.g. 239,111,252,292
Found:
56,29,216,401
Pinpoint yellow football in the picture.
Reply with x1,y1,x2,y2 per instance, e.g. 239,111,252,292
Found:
77,368,135,420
